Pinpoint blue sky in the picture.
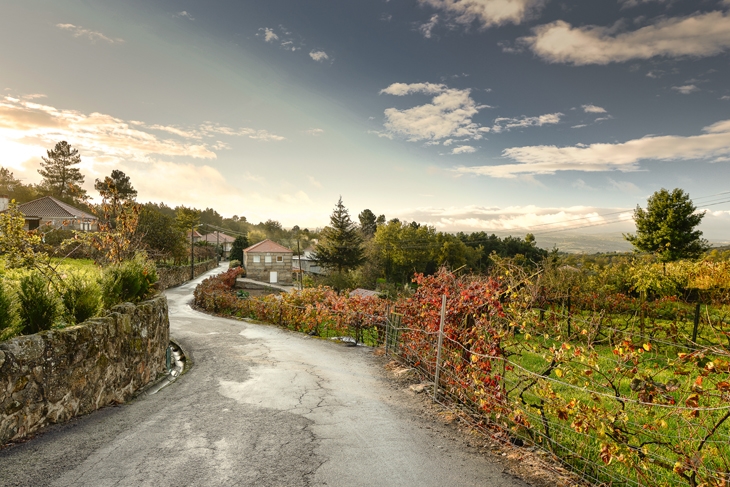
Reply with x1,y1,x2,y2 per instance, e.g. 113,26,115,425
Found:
1,0,730,247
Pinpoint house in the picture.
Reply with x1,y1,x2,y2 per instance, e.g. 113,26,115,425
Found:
1,195,98,231
292,246,326,276
198,231,236,258
243,239,294,285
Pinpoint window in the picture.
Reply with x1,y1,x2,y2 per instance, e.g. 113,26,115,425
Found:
276,255,283,262
265,255,272,263
253,255,260,263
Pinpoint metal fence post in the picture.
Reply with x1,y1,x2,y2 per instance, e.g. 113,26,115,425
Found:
433,294,446,401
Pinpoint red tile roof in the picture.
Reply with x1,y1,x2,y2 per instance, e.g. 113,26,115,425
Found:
199,231,236,244
244,239,293,253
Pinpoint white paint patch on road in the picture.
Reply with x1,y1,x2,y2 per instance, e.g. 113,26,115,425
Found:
218,366,321,413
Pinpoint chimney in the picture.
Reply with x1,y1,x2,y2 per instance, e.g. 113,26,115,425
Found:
0,195,9,212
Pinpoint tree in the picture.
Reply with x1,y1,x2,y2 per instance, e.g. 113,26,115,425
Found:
358,209,377,238
136,205,186,263
38,141,86,200
229,235,249,262
313,197,365,273
94,170,137,202
625,188,709,262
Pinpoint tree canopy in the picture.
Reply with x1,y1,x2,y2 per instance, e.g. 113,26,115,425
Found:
358,209,377,238
313,197,365,273
38,141,85,201
624,188,709,262
94,170,137,202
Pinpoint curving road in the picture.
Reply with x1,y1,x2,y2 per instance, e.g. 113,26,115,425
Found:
0,265,528,487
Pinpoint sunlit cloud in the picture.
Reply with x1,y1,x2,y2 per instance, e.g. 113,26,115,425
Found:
451,145,477,154
304,128,324,136
491,112,562,133
520,11,730,65
379,82,489,142
419,14,440,38
56,23,123,44
0,95,284,184
672,84,700,95
418,0,547,29
176,11,195,21
455,118,730,178
582,104,606,113
309,50,330,62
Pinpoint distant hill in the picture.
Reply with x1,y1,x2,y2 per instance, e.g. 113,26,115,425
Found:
526,233,730,254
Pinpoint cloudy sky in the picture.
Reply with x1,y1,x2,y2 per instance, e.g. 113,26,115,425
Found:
2,0,730,246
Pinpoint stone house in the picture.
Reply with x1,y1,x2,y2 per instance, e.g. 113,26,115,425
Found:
199,231,236,258
243,239,293,285
292,246,325,275
1,195,98,231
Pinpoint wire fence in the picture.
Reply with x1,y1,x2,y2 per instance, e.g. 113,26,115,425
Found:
193,269,730,487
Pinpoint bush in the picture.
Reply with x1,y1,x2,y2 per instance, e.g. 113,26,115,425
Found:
18,272,59,334
0,281,18,334
101,254,158,308
229,259,241,269
61,273,101,324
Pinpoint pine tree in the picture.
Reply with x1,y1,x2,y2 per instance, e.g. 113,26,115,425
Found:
313,197,365,273
624,188,709,262
94,170,137,202
38,141,85,200
358,209,377,238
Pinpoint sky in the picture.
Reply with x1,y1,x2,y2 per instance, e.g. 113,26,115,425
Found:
1,0,730,249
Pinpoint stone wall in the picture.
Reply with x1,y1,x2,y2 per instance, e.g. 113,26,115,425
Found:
156,259,218,290
0,295,169,445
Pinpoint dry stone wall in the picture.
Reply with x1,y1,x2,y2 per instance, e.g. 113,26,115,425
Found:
156,259,218,290
0,295,169,445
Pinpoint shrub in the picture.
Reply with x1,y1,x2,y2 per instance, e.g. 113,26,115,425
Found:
18,272,59,334
0,281,18,334
101,253,158,308
61,273,101,324
229,259,241,269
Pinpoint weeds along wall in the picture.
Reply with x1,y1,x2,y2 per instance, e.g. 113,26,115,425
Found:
0,295,169,445
195,267,730,487
156,259,218,290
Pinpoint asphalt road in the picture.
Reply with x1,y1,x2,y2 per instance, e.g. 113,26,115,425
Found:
0,265,529,487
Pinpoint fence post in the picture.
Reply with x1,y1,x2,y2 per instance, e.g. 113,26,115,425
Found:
433,294,446,402
692,302,701,343
567,290,572,337
385,305,390,356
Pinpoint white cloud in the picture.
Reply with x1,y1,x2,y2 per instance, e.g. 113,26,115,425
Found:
455,118,730,178
571,124,587,129
304,128,324,136
418,0,547,28
176,11,195,20
419,14,440,38
0,95,285,181
309,50,329,62
520,11,730,65
379,83,487,142
672,84,700,94
722,95,730,100
491,112,562,133
56,23,123,44
263,27,279,42
451,145,477,154
582,104,606,113
607,178,640,193
380,82,447,96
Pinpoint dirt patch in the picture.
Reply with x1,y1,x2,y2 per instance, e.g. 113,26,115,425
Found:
375,351,589,487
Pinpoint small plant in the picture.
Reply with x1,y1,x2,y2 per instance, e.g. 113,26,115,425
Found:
18,272,59,334
229,259,241,269
0,281,19,336
61,273,101,324
236,289,250,299
101,253,158,308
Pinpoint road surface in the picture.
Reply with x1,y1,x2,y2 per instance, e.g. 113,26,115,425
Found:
0,265,528,487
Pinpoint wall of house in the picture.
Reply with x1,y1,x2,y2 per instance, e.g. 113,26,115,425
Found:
244,252,293,284
156,259,218,290
0,296,169,446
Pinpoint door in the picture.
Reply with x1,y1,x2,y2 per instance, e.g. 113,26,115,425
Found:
270,271,278,283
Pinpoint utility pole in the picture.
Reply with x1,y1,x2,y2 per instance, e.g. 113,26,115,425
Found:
216,229,220,264
190,224,195,280
297,238,302,290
